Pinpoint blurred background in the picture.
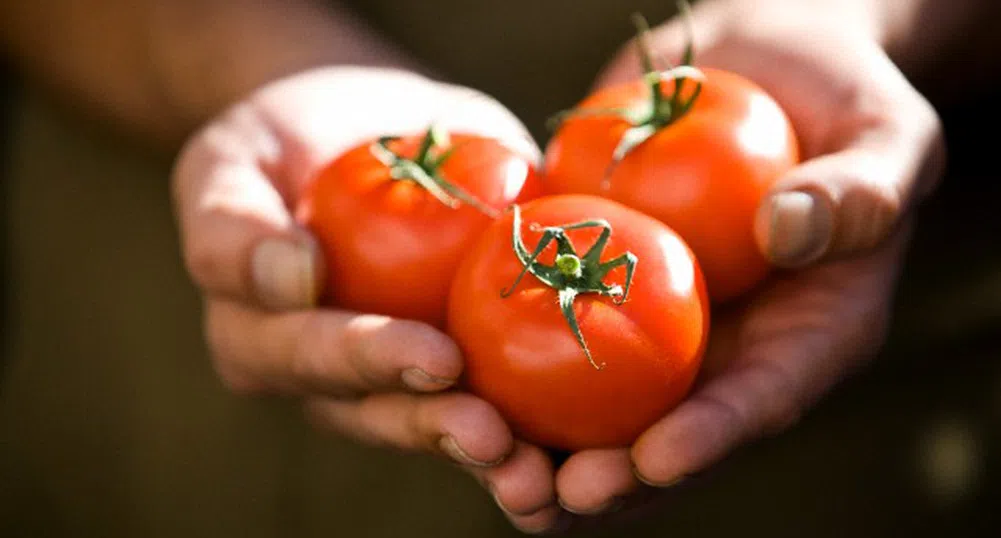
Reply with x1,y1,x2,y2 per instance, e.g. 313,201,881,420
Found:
1,1,999,537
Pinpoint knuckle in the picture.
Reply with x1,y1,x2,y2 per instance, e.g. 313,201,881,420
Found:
755,361,803,435
698,392,749,440
834,166,901,253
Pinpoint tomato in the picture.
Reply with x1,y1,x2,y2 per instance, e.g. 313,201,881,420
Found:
296,128,542,328
448,194,709,451
543,27,799,303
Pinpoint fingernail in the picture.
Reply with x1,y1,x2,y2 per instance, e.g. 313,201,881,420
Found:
401,368,455,392
439,435,502,468
251,238,318,309
632,464,687,488
755,190,833,268
493,491,518,517
558,496,627,516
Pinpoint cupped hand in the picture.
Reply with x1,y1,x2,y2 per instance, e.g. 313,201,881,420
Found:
546,0,946,527
171,67,561,532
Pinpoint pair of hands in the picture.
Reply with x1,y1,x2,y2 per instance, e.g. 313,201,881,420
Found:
172,1,944,533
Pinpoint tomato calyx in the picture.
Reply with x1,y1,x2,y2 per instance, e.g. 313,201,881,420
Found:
371,126,500,218
500,205,638,370
547,2,706,187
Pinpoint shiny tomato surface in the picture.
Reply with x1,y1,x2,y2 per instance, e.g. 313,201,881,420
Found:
298,133,542,327
544,68,799,302
449,195,709,450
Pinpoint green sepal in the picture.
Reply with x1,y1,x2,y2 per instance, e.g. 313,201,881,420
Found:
500,205,639,370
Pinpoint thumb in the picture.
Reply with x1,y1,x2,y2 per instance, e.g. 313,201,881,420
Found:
172,104,323,310
754,99,945,268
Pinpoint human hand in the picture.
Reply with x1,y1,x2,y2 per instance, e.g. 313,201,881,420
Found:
171,67,561,531
534,0,946,527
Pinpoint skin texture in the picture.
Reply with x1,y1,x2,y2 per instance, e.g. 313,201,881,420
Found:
297,133,542,328
544,67,800,303
448,195,710,451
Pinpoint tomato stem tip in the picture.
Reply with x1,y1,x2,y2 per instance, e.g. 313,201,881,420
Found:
370,126,500,218
500,205,638,370
547,2,705,190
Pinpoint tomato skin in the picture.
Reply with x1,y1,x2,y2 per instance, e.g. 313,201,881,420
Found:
297,134,542,328
543,68,800,303
447,194,709,451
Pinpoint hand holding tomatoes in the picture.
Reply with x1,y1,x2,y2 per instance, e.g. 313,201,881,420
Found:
591,1,944,271
539,1,945,525
172,68,546,504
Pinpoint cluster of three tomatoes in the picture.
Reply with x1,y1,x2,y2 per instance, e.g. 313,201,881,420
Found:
296,58,799,452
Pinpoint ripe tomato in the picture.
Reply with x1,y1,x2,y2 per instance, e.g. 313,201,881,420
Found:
297,128,542,328
448,194,709,451
543,25,799,303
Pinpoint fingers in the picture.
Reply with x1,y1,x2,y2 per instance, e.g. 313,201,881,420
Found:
755,97,945,267
631,229,908,486
174,69,543,312
555,449,638,516
631,360,804,487
465,443,566,535
205,299,462,396
305,392,513,466
307,396,568,532
173,104,321,310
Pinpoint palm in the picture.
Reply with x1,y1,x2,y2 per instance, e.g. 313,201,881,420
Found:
679,227,907,460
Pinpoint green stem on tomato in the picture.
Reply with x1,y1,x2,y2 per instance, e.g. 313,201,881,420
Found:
500,205,638,370
370,126,499,218
548,0,706,187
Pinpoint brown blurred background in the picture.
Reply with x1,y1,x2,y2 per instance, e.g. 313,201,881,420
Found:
1,1,999,537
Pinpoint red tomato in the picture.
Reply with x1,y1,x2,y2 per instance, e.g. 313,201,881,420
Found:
297,128,542,328
448,194,709,451
543,67,799,303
